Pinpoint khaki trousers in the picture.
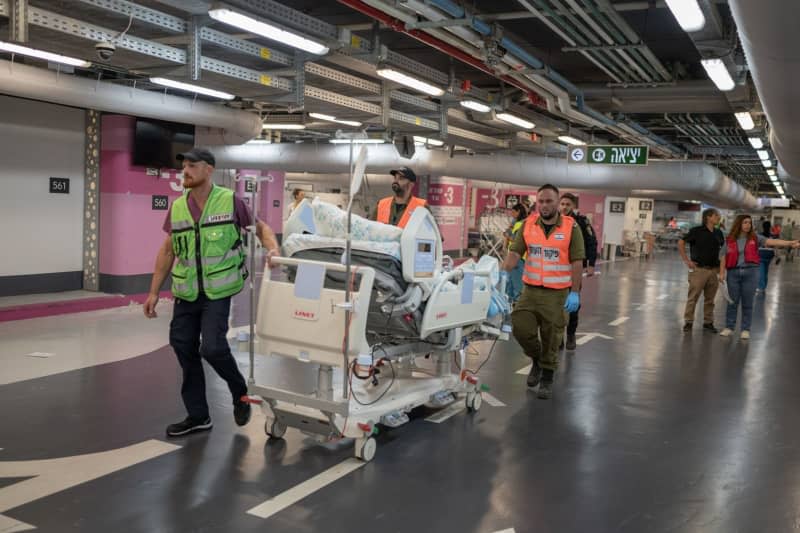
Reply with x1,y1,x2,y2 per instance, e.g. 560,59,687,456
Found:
684,267,719,324
511,285,569,371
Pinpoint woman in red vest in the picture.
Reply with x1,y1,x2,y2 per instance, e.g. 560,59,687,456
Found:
719,214,799,339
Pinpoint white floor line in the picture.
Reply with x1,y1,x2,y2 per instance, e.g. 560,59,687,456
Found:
0,513,35,532
425,402,467,423
247,459,365,519
516,364,532,375
609,316,630,326
482,392,506,407
491,529,516,533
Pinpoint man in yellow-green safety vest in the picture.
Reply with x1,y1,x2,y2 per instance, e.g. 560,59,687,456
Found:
143,148,280,438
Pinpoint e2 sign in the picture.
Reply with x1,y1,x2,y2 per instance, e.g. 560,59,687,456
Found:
49,177,70,194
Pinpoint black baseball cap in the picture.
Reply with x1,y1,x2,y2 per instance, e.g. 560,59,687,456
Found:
390,166,417,182
177,147,216,166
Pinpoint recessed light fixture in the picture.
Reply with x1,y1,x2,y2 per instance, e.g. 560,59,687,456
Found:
700,58,735,91
496,112,535,130
761,159,773,168
262,123,306,130
748,137,763,149
413,136,445,147
735,111,755,131
376,67,445,96
557,135,586,146
665,0,706,32
0,40,91,67
208,8,329,55
460,100,492,113
757,150,770,161
767,169,776,176
149,77,235,100
308,112,362,127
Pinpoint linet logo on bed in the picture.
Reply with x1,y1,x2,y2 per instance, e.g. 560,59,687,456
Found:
293,310,317,320
436,312,448,319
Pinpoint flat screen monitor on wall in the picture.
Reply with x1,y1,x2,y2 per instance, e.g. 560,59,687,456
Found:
133,119,195,169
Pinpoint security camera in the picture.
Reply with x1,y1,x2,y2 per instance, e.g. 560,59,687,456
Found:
95,41,116,61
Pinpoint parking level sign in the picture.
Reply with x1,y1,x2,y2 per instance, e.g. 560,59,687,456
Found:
570,145,648,166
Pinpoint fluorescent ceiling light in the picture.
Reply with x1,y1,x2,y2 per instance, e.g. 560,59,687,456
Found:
761,159,773,168
757,150,770,160
700,58,735,91
496,112,535,130
767,169,776,176
308,112,362,127
329,138,385,144
748,137,763,149
376,68,444,96
460,100,491,113
413,136,444,147
149,77,235,100
735,111,755,131
208,8,329,55
0,40,91,68
262,123,306,130
665,0,706,32
246,139,272,144
781,195,787,200
558,135,586,146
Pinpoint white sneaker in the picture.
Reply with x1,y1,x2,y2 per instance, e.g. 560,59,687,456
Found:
719,328,733,337
740,330,750,340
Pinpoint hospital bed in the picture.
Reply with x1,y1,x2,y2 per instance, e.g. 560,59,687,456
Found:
252,198,510,461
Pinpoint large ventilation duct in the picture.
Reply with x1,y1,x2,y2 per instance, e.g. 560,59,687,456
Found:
0,59,262,143
211,144,757,209
730,0,800,185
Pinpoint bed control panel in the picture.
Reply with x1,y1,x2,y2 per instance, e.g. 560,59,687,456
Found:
401,209,443,283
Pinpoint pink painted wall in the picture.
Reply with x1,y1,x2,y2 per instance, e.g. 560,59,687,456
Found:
235,169,285,236
563,191,606,250
100,115,184,276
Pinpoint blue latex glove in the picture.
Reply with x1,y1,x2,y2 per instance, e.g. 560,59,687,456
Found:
564,291,580,313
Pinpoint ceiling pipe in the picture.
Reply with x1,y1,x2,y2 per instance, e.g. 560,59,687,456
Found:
729,0,800,187
0,59,262,143
209,144,757,208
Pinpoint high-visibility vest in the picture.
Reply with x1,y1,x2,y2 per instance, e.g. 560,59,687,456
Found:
376,196,427,228
170,185,246,301
522,214,575,289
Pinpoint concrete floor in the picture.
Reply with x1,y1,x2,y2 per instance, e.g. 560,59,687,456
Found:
1,256,799,533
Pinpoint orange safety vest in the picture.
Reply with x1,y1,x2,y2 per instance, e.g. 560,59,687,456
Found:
522,214,575,289
376,196,427,228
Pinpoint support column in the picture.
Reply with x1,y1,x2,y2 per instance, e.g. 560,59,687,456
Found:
83,110,100,291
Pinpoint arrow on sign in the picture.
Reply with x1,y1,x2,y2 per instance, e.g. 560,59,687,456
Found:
576,332,614,346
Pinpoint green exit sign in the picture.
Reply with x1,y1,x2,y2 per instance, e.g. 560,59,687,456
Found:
569,145,649,166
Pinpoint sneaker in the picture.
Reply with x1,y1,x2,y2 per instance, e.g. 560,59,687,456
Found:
234,399,252,426
166,416,212,437
740,330,750,340
565,334,577,351
526,360,542,388
683,322,693,332
719,328,733,337
703,323,718,333
537,369,554,400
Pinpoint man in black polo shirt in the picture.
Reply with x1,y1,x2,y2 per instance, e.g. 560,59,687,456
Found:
678,208,723,332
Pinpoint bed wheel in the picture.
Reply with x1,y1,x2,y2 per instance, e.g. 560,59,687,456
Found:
355,437,377,462
265,418,287,439
466,391,482,412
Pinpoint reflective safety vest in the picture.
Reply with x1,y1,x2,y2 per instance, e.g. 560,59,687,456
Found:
170,186,246,301
522,214,575,289
725,236,759,268
376,196,427,228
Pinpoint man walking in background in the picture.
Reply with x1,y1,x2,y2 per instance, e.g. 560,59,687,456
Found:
678,208,723,333
558,193,598,351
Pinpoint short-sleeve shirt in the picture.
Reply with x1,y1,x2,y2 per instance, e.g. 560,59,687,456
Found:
681,225,724,268
510,214,586,263
720,234,767,268
163,189,254,234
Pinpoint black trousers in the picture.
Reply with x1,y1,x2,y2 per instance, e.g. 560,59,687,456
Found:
566,306,580,337
169,293,247,421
